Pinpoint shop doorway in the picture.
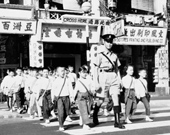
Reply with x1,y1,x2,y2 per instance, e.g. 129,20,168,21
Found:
44,54,81,73
45,57,75,69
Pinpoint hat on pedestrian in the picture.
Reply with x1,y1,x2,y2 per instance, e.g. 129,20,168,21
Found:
101,34,116,43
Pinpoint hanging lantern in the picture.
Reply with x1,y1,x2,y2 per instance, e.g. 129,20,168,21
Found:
81,1,91,13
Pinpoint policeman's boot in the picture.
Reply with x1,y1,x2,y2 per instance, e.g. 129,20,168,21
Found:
93,104,100,125
114,106,125,129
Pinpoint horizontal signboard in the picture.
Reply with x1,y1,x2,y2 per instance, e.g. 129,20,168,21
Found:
41,23,100,43
0,19,37,34
61,15,111,26
114,26,167,46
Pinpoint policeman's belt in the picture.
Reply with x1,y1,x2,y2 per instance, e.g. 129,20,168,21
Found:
125,88,135,91
100,69,115,72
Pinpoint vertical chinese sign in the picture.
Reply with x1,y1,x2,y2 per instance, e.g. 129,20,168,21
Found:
29,35,44,67
155,42,169,94
0,35,8,64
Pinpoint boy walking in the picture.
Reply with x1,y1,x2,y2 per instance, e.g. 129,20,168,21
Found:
51,66,74,131
13,67,25,113
135,68,153,122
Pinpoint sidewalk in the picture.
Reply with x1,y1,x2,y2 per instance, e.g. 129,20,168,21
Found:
0,95,169,119
0,102,29,119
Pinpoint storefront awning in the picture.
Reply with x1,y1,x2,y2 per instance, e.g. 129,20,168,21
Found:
52,0,63,4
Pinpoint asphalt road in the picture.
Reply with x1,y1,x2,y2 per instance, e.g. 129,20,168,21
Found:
1,107,170,135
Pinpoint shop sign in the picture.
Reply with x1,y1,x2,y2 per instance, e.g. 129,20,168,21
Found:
41,23,100,43
102,19,124,37
156,46,169,69
114,26,167,46
61,15,111,26
29,35,44,68
0,19,37,34
155,44,169,87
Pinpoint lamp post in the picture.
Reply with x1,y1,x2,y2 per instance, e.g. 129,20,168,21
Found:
81,1,91,63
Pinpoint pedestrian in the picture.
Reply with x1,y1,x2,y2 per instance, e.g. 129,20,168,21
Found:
121,64,137,124
24,67,33,114
0,69,15,111
37,67,53,124
93,33,125,129
67,65,77,89
22,67,31,113
74,65,94,130
51,66,74,131
135,67,153,122
13,67,25,113
27,68,40,119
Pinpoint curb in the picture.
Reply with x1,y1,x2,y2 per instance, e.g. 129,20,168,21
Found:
0,114,23,119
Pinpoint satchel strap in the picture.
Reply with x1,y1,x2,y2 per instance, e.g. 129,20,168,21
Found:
37,78,50,101
57,77,66,98
139,79,147,93
79,80,93,97
101,52,115,70
124,77,133,103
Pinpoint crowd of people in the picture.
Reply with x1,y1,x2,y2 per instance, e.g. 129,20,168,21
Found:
0,33,153,131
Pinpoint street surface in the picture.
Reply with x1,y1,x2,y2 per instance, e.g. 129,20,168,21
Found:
1,106,170,135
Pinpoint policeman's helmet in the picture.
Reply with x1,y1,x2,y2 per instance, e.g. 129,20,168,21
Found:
101,34,116,43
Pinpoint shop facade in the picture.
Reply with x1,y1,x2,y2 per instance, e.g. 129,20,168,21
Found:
0,4,36,81
114,24,169,95
30,11,111,73
0,0,169,95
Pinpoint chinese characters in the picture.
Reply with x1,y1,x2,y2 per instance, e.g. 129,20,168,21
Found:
43,26,93,40
0,20,36,34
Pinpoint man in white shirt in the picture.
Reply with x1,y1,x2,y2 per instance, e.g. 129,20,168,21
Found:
51,66,74,131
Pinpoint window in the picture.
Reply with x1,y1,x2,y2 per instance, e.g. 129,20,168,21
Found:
131,0,154,13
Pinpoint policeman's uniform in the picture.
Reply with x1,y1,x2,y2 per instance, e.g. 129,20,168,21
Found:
93,34,125,129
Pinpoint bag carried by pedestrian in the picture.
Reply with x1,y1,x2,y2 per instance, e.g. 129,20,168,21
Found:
139,79,151,102
77,80,94,113
37,80,50,107
119,88,125,103
3,82,15,97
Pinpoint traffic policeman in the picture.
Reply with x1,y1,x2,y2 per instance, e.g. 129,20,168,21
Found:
93,33,125,129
